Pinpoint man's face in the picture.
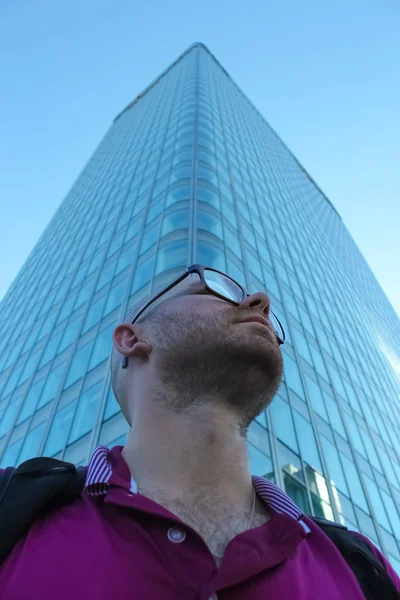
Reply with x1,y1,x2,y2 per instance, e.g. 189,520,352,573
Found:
138,273,283,433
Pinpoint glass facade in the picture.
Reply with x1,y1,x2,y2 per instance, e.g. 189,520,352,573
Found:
0,43,399,567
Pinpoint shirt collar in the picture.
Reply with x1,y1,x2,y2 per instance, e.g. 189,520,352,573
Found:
85,444,311,534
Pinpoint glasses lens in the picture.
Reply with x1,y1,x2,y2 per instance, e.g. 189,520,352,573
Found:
270,311,285,344
204,269,243,302
204,269,285,344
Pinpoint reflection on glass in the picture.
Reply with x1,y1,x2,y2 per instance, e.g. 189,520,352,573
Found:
311,493,334,521
0,438,24,468
0,397,23,437
277,440,304,482
161,208,189,236
306,465,330,504
18,422,46,465
293,410,322,472
38,362,66,409
320,434,349,495
248,443,274,480
283,473,310,514
156,240,188,275
44,400,77,456
270,396,299,453
69,381,102,443
282,353,305,400
355,506,379,544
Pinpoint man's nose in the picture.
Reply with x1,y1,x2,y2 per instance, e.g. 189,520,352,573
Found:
239,291,271,317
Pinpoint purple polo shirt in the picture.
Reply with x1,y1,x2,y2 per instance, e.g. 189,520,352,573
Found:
1,445,399,599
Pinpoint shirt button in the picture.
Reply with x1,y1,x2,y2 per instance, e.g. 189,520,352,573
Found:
167,527,186,543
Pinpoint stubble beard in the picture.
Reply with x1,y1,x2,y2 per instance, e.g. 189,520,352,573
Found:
149,311,283,436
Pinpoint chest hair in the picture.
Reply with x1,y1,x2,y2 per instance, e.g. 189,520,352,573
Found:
138,488,268,560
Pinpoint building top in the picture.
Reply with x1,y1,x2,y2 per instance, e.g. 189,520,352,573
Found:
114,42,341,220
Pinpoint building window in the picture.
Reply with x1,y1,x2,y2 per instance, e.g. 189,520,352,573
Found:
155,240,188,275
64,343,93,389
18,422,46,465
44,399,77,456
161,208,189,236
293,410,323,473
270,396,299,454
37,362,66,409
282,352,305,400
304,374,329,421
195,241,225,272
88,324,115,371
17,378,45,424
0,438,24,467
68,381,102,444
248,443,273,479
104,386,120,420
196,209,223,239
83,296,106,333
283,473,310,514
131,254,156,293
0,397,23,438
320,435,349,496
58,316,83,354
104,281,126,318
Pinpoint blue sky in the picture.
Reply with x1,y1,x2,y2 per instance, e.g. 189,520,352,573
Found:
0,0,399,316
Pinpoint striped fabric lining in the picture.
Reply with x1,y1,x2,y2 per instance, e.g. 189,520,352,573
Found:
84,445,311,534
85,445,112,496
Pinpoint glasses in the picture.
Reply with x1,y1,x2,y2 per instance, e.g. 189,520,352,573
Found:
122,264,285,368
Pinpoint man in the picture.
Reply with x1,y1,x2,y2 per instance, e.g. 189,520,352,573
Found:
0,264,399,599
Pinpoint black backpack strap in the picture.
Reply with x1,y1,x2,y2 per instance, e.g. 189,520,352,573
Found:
0,457,87,566
312,516,400,600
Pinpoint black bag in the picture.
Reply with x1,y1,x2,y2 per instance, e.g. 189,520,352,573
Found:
0,458,399,600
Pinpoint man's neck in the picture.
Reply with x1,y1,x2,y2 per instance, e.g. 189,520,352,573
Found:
121,403,254,513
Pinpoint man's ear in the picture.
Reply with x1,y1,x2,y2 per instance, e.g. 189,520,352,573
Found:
112,324,152,360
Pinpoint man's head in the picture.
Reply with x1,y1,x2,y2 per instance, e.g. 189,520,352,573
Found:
111,271,283,436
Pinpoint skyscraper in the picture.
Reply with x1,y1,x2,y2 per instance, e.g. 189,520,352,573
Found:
0,43,399,567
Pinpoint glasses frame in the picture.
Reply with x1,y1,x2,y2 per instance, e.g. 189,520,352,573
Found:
121,263,285,368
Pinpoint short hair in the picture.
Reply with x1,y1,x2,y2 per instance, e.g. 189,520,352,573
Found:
110,285,165,418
